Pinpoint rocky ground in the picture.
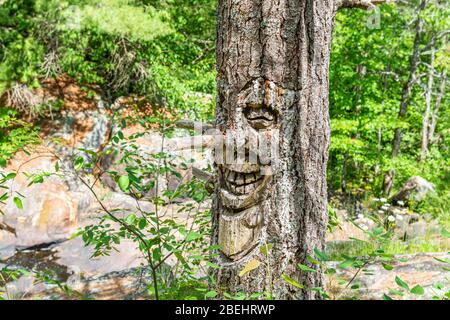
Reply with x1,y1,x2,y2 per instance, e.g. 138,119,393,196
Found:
0,80,448,300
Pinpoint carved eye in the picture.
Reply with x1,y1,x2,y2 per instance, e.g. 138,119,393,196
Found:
244,104,276,130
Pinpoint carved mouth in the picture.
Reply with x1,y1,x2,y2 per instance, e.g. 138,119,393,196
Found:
244,106,276,129
222,168,264,195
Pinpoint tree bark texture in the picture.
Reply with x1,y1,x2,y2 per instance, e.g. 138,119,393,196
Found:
211,0,389,300
211,0,336,300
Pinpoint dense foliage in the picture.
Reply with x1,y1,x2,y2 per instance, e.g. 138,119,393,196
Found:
1,1,448,201
329,1,449,216
0,0,449,301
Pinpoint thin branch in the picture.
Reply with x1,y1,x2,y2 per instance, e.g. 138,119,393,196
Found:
337,0,393,10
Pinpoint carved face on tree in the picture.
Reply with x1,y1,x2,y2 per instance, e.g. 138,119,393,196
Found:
215,78,295,260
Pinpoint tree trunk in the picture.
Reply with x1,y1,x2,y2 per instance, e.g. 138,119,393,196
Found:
428,73,446,145
420,38,435,161
211,0,387,300
383,0,426,195
391,0,426,158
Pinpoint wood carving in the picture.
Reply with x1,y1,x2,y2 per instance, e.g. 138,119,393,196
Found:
215,78,295,261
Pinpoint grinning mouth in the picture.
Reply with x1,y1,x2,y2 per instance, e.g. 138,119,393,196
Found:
222,168,264,195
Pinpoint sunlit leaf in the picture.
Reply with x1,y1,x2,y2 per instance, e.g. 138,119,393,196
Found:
13,197,23,209
239,259,261,277
281,274,304,289
410,285,424,295
395,276,409,291
118,175,130,192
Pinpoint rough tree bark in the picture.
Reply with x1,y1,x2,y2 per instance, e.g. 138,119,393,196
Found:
211,0,389,299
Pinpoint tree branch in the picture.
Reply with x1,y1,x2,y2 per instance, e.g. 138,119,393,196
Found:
337,0,393,10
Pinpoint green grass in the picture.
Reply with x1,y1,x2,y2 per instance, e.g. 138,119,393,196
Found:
326,234,450,260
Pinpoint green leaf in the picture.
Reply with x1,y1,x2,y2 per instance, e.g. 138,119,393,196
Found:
239,259,261,277
138,218,147,230
13,197,23,209
307,255,322,265
298,263,316,273
325,268,336,275
4,173,16,181
118,175,130,192
281,274,304,289
338,259,354,269
445,291,450,299
206,262,220,269
382,294,393,300
395,276,409,291
314,248,328,261
382,262,394,271
205,291,217,298
74,157,84,171
441,228,450,239
185,232,202,242
124,214,137,225
410,285,424,295
433,256,450,264
351,283,360,290
0,192,8,202
259,243,273,256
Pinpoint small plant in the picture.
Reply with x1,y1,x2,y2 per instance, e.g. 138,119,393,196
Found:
70,111,214,300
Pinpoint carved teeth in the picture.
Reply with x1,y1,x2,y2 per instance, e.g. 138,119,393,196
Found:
223,168,263,195
226,163,260,173
234,173,245,185
219,175,271,210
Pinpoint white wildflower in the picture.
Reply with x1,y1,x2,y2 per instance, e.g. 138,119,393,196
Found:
387,215,395,222
380,198,387,203
397,200,405,206
378,210,384,214
357,214,364,219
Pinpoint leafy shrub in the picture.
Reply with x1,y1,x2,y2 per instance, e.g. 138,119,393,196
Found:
0,108,39,167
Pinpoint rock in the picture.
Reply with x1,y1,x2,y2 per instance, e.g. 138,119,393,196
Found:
392,176,435,204
0,153,81,252
392,210,442,241
6,251,447,300
326,252,450,300
8,267,152,300
55,237,145,277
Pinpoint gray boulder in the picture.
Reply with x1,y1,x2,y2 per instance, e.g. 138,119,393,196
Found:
392,176,435,204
